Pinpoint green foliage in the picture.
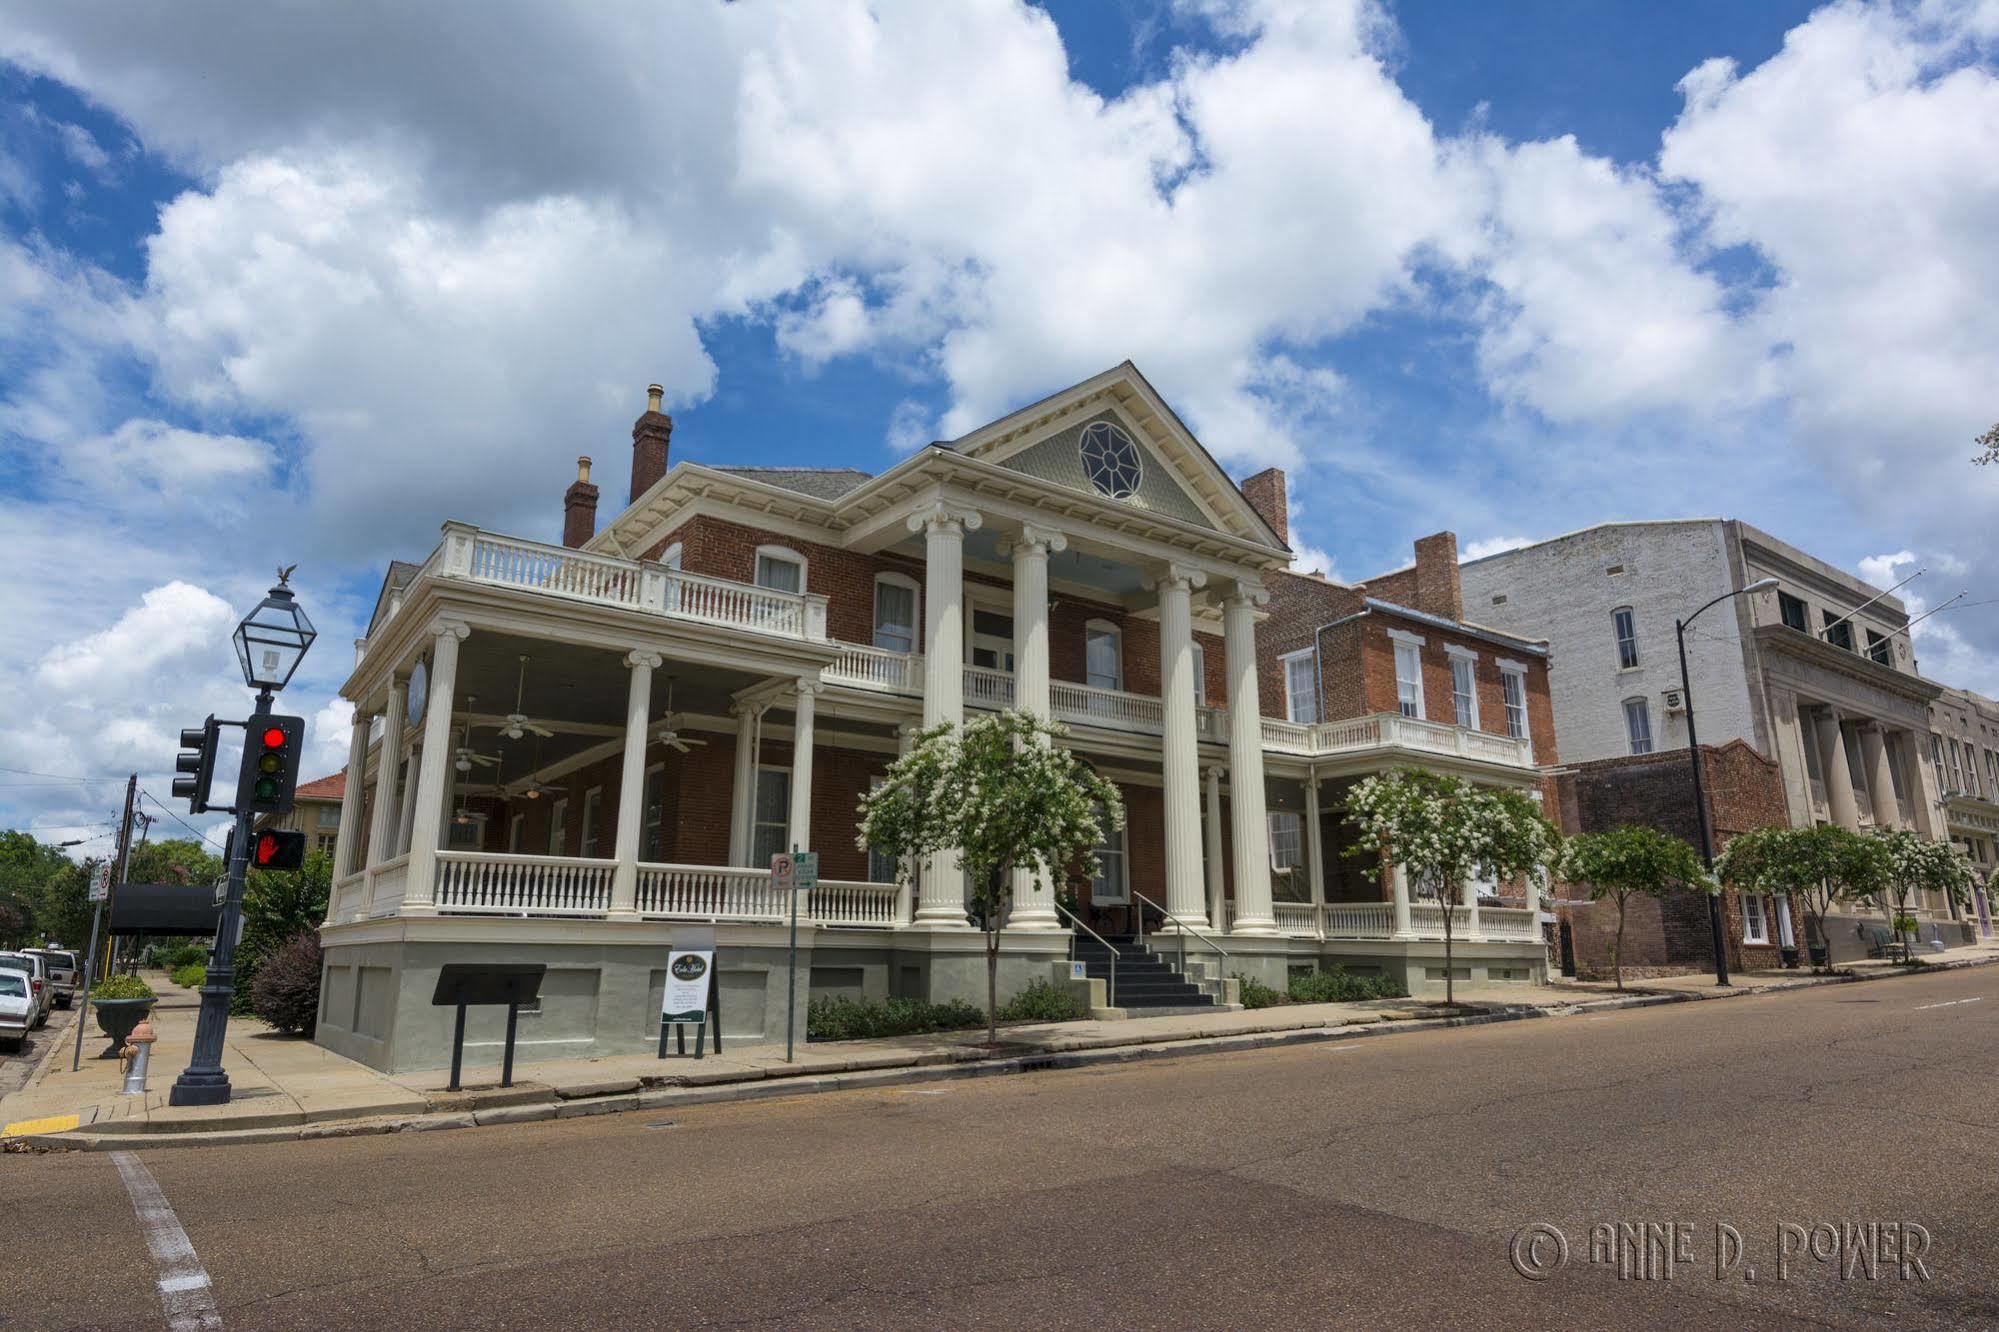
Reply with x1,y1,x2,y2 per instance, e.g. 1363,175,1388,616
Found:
1345,768,1560,1004
1716,825,1893,972
0,830,75,948
249,931,323,1036
1892,914,1920,935
90,973,156,1001
1287,966,1407,1004
806,994,986,1042
170,962,208,989
1974,420,1998,467
1872,827,1977,925
859,711,1124,1042
1557,825,1712,989
166,941,209,969
995,978,1084,1023
1233,972,1284,1009
230,849,333,1015
126,838,223,888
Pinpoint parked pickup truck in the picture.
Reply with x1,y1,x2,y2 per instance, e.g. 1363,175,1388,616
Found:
26,948,79,1009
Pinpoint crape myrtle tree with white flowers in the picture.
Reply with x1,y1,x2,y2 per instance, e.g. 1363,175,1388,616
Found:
1872,827,1978,961
858,711,1122,1045
1344,768,1561,1008
1555,825,1712,990
1714,825,1893,974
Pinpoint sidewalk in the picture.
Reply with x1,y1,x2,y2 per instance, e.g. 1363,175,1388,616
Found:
7,945,1996,1153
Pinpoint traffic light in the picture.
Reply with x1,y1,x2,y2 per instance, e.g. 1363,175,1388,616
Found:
237,714,305,816
251,828,308,870
173,716,221,813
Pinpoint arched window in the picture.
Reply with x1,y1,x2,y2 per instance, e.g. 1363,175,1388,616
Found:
1623,696,1653,755
873,573,919,654
754,544,806,594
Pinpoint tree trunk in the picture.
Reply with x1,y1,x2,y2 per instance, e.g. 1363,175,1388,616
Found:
985,866,1003,1046
1440,884,1455,1009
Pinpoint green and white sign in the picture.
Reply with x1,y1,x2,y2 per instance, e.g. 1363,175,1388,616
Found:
662,930,716,1026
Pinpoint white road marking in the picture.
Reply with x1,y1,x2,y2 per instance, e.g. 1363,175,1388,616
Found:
111,1151,223,1332
1914,996,1986,1011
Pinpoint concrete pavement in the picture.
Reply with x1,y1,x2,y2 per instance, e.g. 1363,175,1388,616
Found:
6,963,1996,1329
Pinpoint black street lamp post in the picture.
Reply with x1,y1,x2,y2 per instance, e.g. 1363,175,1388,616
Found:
169,574,316,1107
1675,576,1780,988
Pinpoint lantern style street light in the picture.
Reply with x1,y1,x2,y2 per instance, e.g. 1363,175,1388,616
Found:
233,567,317,698
168,570,315,1107
1677,575,1781,987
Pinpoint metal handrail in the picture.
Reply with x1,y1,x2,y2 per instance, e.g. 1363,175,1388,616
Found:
1056,902,1116,1010
1129,888,1230,993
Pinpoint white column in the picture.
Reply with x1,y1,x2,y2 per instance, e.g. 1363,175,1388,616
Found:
1815,708,1861,830
788,679,819,853
1225,583,1277,935
1304,774,1326,940
1006,525,1067,930
610,651,661,918
894,724,918,926
910,501,980,926
334,709,370,880
1205,764,1227,935
1157,563,1210,930
1462,876,1483,940
365,680,405,868
1391,863,1414,939
1859,724,1901,828
402,621,468,913
396,744,422,855
728,700,759,865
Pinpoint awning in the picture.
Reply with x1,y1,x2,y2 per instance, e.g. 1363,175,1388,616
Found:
108,884,223,937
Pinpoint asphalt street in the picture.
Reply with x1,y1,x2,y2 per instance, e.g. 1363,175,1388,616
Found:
0,1001,76,1101
6,965,1997,1331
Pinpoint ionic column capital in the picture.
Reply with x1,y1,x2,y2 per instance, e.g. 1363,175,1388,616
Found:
999,523,1067,558
907,502,983,539
1225,579,1269,609
624,650,665,671
430,619,471,643
1146,562,1209,594
794,674,825,699
729,699,767,720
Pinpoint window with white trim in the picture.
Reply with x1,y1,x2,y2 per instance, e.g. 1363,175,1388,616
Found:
1281,650,1318,724
1267,810,1303,872
1449,651,1479,730
1742,893,1769,944
1392,638,1425,719
1090,803,1127,903
1613,607,1639,670
1085,620,1123,691
1499,666,1528,740
579,786,602,858
752,767,791,869
659,542,682,571
753,545,805,594
1190,641,1207,706
547,796,569,856
1623,697,1654,755
873,574,918,654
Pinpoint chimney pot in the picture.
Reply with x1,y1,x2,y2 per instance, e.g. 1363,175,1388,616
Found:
576,455,592,484
630,385,674,504
562,458,600,549
647,383,665,413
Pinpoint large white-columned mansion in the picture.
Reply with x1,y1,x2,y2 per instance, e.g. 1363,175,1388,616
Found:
317,365,1553,1072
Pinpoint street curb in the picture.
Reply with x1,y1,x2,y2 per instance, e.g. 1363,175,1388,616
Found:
10,949,1995,1154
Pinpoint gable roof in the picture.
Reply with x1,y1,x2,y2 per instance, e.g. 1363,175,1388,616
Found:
710,466,874,500
295,771,345,800
945,362,1290,552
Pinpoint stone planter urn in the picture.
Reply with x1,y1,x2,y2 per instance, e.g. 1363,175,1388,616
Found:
92,997,158,1059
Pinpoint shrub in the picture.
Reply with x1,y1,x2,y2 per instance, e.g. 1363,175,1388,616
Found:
1287,966,1407,1005
1233,972,1284,1009
997,979,1084,1023
806,995,985,1042
250,931,323,1037
90,973,156,1001
166,941,209,969
170,962,207,990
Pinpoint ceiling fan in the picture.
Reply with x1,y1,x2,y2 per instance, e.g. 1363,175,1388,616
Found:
518,735,566,801
652,677,709,754
501,655,557,740
453,724,501,774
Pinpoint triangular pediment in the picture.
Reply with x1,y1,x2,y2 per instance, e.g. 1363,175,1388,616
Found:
948,362,1289,551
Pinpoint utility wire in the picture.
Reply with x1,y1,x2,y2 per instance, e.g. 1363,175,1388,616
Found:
137,789,230,852
0,764,123,782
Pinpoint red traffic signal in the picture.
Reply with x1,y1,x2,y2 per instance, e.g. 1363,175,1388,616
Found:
252,829,308,870
237,713,305,815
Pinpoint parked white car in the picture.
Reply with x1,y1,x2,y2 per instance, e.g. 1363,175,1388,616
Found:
0,969,34,1051
0,952,51,1028
26,948,78,1008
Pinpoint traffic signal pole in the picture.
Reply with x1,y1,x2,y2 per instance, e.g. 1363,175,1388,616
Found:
167,693,270,1107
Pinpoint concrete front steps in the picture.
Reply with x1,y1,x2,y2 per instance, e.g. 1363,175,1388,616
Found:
1072,934,1223,1010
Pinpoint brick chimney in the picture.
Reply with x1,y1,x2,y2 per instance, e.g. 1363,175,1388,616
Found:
1241,467,1288,546
1412,531,1463,621
562,456,599,549
630,382,673,504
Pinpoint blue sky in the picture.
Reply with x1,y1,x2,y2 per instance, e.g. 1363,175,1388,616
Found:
0,0,1994,848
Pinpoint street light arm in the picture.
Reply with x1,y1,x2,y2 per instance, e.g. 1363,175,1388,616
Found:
1683,576,1780,630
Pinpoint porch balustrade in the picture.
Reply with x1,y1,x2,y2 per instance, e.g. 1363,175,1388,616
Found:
367,856,409,918
435,851,615,915
636,862,906,928
1220,899,1536,943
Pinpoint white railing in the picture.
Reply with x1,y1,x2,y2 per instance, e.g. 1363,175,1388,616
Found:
467,531,646,609
828,643,922,693
1256,712,1536,768
963,664,1017,710
434,851,614,915
1409,903,1475,935
1479,907,1540,941
330,871,367,924
1273,902,1320,937
1051,679,1163,733
637,863,908,928
367,855,409,918
1322,901,1395,938
1260,717,1316,751
664,566,826,641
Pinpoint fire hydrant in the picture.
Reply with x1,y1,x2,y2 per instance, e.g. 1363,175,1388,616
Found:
118,1017,156,1096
